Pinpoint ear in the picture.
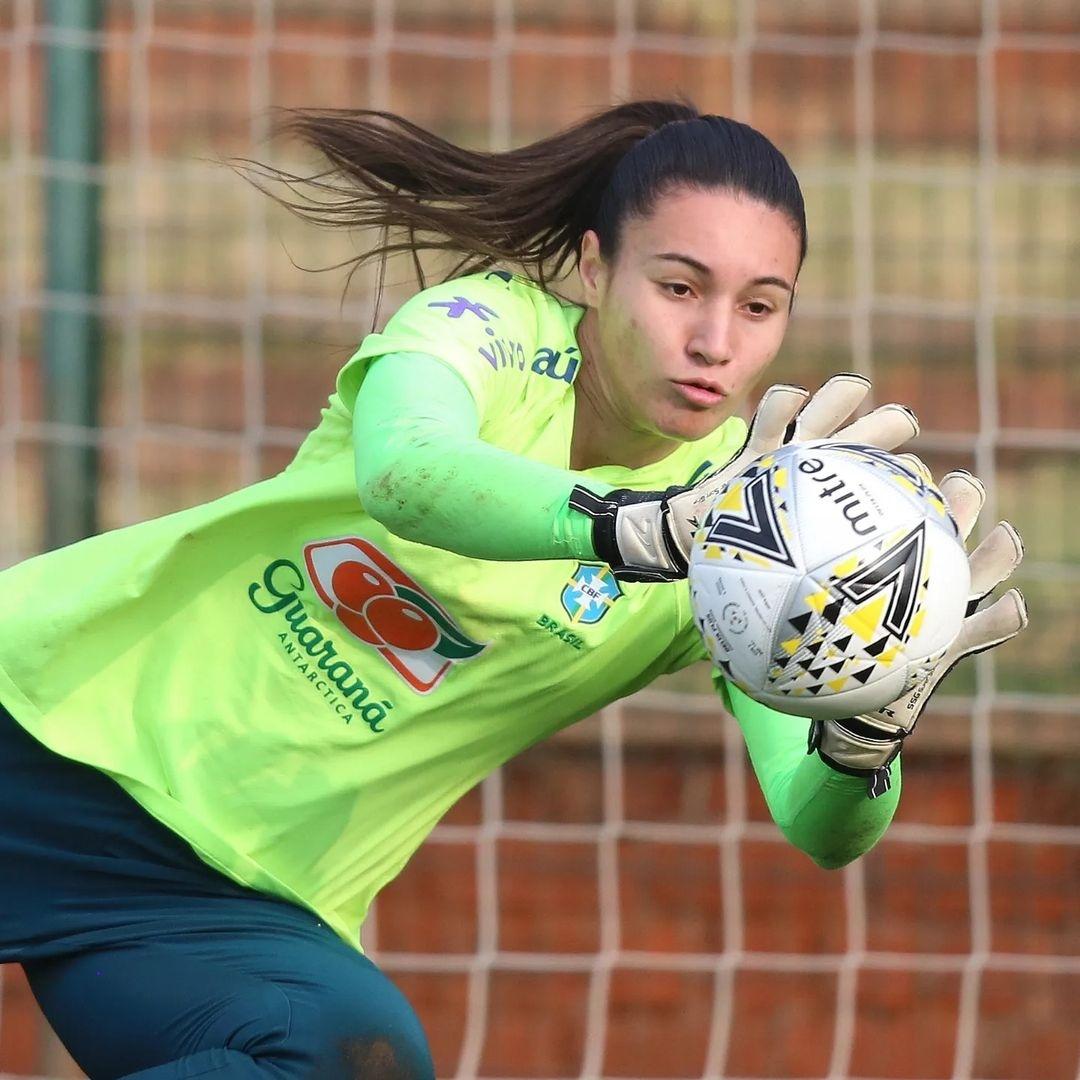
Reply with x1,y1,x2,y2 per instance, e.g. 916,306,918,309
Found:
577,229,608,308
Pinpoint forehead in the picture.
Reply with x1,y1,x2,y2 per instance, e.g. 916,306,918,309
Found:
618,186,802,279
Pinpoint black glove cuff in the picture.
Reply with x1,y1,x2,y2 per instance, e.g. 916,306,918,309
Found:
567,485,623,569
568,484,689,583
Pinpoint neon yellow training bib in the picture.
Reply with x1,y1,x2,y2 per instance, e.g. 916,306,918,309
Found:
0,271,745,944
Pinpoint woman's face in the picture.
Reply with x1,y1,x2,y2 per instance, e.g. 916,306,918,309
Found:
576,186,803,457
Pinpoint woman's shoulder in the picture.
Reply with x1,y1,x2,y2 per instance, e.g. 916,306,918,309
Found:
386,271,583,371
413,269,581,322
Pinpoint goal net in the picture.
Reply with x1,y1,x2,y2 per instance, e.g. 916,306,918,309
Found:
1,1,1076,1076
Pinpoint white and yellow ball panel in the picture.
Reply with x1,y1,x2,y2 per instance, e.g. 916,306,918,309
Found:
694,453,804,574
689,564,800,691
827,443,958,538
786,444,927,573
751,663,912,721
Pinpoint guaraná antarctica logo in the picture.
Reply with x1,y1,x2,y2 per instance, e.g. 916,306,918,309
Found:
304,538,486,693
248,539,486,734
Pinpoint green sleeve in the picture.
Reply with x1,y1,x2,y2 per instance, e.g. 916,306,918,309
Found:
352,351,604,562
721,680,900,868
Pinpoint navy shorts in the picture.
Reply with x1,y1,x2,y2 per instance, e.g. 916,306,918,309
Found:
0,705,434,1079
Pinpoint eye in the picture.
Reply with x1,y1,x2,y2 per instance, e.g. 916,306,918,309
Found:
743,300,774,317
663,282,693,299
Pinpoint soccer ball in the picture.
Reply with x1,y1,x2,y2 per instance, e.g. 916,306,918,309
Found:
689,441,971,721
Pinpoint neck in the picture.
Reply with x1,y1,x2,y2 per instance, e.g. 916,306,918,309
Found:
570,309,679,472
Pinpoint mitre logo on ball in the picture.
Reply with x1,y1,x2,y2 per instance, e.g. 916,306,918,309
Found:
689,442,970,721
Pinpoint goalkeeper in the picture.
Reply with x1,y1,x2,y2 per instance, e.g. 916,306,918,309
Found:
0,101,1026,1079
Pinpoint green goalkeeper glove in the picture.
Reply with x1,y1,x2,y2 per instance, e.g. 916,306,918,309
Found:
808,468,1029,797
569,373,920,583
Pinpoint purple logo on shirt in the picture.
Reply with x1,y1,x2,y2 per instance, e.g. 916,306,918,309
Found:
427,296,498,322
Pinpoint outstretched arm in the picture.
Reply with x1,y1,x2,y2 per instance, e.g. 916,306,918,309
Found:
354,355,917,578
723,680,900,868
352,350,601,562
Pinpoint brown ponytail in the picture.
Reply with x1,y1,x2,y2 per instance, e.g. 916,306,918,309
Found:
238,100,698,299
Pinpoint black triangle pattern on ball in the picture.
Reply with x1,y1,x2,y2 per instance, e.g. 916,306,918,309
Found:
866,636,890,657
851,666,876,685
702,469,798,567
822,599,844,625
826,661,845,674
806,684,823,695
807,666,830,680
834,633,853,653
788,611,813,635
833,523,926,639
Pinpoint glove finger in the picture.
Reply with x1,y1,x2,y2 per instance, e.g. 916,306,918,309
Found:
832,403,920,450
954,588,1029,658
745,384,810,453
940,470,986,543
790,373,871,441
968,520,1025,599
895,453,934,484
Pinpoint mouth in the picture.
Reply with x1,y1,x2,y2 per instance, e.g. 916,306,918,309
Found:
672,378,727,408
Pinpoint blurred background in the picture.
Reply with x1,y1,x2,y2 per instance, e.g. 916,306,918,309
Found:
0,0,1077,1077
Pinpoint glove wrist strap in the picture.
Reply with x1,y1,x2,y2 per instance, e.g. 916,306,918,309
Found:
807,719,904,800
569,484,688,582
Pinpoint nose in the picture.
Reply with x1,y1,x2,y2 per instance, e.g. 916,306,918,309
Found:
687,305,736,366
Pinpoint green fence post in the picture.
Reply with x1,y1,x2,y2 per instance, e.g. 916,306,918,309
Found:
43,0,102,548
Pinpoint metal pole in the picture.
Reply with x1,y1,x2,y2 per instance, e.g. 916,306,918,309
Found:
43,0,102,548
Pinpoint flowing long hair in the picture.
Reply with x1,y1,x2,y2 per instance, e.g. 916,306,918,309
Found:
239,99,806,320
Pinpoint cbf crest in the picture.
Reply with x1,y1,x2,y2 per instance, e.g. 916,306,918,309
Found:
561,564,623,625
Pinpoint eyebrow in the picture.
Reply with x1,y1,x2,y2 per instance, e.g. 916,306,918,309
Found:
654,252,793,293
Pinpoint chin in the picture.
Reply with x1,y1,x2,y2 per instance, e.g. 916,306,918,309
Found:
663,410,732,442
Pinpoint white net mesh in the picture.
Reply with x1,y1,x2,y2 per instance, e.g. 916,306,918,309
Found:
1,0,1077,1076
